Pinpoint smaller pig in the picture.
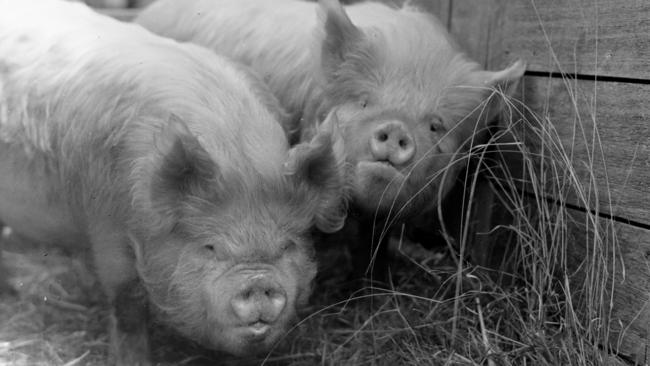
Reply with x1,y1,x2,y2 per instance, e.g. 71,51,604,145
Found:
0,0,349,364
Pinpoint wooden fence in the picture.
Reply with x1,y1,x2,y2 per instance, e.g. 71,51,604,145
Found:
101,1,649,362
437,0,650,362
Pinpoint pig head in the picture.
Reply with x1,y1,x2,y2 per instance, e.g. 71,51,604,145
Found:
304,0,525,219
128,118,349,355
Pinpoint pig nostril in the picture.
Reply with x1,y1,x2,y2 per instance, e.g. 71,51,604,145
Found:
378,132,388,142
399,139,408,148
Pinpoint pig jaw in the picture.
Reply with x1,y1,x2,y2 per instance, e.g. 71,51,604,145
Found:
322,108,455,219
351,161,438,218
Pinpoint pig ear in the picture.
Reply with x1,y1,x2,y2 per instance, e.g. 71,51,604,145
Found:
318,0,363,77
468,59,526,128
285,115,350,233
481,59,526,97
151,115,219,209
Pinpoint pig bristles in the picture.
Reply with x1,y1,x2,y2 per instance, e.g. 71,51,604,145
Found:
375,86,511,230
364,88,510,274
126,230,149,283
313,126,354,233
284,129,353,233
127,222,211,344
136,239,211,343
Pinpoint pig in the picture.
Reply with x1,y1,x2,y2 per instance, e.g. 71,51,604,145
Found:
0,0,349,364
136,0,525,223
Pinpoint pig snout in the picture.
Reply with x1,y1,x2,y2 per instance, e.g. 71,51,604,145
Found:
230,275,288,327
369,121,415,166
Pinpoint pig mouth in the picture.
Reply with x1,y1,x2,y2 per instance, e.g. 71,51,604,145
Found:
204,322,282,356
354,160,434,216
230,322,283,355
357,160,406,179
356,161,409,191
239,323,273,343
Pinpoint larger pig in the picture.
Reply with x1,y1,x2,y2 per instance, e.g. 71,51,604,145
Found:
136,0,525,222
0,0,349,364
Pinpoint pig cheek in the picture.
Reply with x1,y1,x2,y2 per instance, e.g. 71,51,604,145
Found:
407,134,461,209
351,173,408,214
334,106,374,165
338,115,384,203
286,252,317,308
201,271,238,327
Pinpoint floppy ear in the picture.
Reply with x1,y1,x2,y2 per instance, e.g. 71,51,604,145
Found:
444,60,526,149
318,0,363,78
146,116,220,228
285,114,350,233
481,59,526,97
469,59,526,127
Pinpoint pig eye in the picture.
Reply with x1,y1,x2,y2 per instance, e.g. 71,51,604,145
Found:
203,244,215,252
428,117,444,133
282,241,297,252
358,99,368,109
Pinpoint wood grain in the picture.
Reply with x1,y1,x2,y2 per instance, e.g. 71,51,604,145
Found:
485,0,650,78
470,194,650,361
448,0,497,67
565,208,650,362
492,75,650,224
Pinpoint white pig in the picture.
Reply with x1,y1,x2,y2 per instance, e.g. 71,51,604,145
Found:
0,0,349,363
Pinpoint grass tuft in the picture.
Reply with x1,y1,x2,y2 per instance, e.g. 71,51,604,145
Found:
0,76,631,365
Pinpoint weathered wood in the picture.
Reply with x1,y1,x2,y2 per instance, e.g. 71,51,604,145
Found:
468,189,650,361
448,0,498,67
485,0,650,79
449,1,650,361
502,76,650,224
564,208,650,363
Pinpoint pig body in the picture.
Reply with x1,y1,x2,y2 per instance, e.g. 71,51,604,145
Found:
137,0,525,221
0,0,348,363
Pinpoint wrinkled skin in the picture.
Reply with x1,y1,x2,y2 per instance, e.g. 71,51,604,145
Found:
0,0,349,364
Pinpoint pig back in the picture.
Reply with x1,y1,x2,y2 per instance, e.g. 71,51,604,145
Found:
136,0,322,126
0,0,291,238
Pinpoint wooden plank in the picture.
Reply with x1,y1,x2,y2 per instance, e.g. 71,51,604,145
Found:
466,192,649,361
494,76,650,224
486,0,650,79
565,209,650,362
449,0,498,67
422,178,650,361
